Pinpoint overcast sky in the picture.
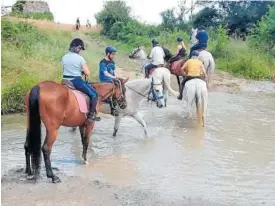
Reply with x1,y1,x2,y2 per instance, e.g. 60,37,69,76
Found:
2,0,196,25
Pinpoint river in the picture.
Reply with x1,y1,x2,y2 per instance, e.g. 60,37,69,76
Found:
1,83,275,205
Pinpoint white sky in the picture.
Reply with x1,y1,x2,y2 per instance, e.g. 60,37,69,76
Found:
1,0,196,25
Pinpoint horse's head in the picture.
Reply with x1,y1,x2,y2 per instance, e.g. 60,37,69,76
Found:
112,78,129,109
129,46,146,60
148,77,165,108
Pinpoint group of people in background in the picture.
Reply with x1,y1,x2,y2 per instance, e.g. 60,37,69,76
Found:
76,17,92,30
145,27,210,100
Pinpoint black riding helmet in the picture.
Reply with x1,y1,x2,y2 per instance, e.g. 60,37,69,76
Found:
70,38,85,50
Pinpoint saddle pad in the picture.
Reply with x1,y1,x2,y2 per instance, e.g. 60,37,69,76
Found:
171,60,185,73
71,90,88,113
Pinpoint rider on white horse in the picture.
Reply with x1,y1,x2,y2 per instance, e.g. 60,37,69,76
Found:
178,50,207,100
144,39,165,78
189,27,208,58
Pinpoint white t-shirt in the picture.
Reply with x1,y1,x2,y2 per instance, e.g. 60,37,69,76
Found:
149,46,165,65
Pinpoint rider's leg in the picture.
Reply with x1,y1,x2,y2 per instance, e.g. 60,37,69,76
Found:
71,77,100,122
189,43,207,58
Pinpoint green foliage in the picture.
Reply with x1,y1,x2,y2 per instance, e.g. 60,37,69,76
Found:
11,12,54,20
1,74,37,114
248,6,275,56
208,25,229,57
1,19,48,55
1,19,73,113
216,41,272,79
193,7,221,29
95,0,131,35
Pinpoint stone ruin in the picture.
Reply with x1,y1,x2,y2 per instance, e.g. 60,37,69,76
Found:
12,1,50,14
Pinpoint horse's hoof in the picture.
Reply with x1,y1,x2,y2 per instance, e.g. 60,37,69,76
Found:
27,174,34,180
52,167,59,171
52,176,61,183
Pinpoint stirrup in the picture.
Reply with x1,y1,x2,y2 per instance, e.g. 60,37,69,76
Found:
87,114,101,122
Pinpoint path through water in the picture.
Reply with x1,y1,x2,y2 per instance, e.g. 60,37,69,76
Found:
2,90,275,205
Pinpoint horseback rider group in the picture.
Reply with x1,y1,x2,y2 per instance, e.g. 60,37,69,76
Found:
144,27,210,99
61,27,210,123
61,38,121,123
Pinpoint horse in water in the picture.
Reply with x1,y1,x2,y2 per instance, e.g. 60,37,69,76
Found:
24,79,128,183
129,46,186,91
181,78,208,127
140,66,179,106
113,78,177,137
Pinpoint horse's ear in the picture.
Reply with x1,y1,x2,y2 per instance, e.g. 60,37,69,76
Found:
122,78,129,84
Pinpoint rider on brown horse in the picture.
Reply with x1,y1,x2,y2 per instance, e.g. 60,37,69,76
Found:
61,38,100,122
169,37,187,64
99,46,121,116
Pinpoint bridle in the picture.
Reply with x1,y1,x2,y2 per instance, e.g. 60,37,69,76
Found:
88,79,126,109
130,47,141,59
125,78,164,103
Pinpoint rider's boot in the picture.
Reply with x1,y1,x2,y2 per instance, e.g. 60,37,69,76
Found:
87,98,101,122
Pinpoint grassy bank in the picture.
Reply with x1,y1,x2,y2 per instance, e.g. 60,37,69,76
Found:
1,19,101,114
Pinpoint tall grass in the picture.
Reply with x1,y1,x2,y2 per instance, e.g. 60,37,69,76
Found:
1,19,72,114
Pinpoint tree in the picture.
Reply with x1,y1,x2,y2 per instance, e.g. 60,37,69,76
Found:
160,9,178,31
193,7,221,29
95,1,131,35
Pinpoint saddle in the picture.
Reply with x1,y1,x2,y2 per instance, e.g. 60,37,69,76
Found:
61,80,90,114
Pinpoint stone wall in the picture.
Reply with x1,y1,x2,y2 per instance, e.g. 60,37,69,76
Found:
22,1,50,13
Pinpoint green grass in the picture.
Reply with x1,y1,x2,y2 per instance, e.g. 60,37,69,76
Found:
213,40,274,79
1,19,73,114
10,12,54,21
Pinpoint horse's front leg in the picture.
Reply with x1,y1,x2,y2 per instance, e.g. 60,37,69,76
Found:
113,115,122,137
82,123,95,164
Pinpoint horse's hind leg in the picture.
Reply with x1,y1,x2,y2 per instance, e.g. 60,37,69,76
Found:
24,131,33,178
176,75,181,91
42,129,61,183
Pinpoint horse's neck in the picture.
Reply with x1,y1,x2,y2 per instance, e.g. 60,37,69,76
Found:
91,83,113,99
127,80,151,99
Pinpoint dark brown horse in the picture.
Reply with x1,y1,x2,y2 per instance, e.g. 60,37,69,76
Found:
24,79,128,183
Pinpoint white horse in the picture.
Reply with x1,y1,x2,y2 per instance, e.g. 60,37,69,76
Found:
113,78,152,137
113,69,179,137
190,28,198,47
182,78,208,127
129,46,147,60
198,50,215,88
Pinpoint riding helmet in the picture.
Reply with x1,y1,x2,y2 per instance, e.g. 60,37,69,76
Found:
70,38,85,50
151,39,159,45
105,46,117,54
177,37,183,42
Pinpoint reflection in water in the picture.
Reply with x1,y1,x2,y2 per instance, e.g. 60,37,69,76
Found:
1,91,275,205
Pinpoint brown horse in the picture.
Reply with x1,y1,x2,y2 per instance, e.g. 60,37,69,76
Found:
24,79,128,183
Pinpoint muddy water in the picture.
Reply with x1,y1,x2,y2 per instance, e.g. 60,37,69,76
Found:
2,91,275,205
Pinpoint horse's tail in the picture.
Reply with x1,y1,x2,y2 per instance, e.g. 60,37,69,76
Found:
28,85,42,175
163,69,180,97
